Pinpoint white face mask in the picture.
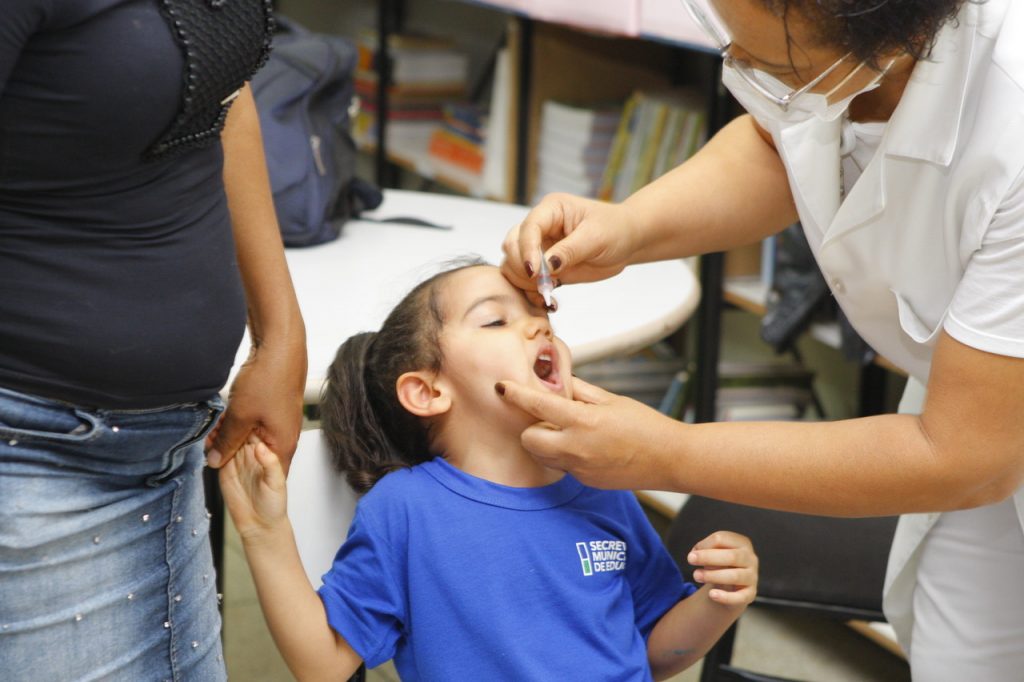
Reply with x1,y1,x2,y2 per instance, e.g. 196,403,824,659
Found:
723,60,893,125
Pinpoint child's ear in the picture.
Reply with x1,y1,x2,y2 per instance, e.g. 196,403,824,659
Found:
396,371,451,417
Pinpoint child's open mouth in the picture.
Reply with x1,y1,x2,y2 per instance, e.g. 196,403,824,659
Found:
533,346,563,392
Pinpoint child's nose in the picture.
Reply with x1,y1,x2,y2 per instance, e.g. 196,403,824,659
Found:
525,316,553,339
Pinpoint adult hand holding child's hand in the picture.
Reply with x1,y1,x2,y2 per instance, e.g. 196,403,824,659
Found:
219,437,289,541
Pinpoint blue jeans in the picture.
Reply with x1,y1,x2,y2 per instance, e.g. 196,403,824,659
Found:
0,386,227,682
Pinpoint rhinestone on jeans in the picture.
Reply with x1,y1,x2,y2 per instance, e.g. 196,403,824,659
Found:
192,641,199,649
128,593,135,601
7,439,17,446
176,516,183,523
112,426,120,433
93,536,101,544
174,595,182,603
191,528,198,537
74,614,83,622
142,514,151,523
164,621,171,629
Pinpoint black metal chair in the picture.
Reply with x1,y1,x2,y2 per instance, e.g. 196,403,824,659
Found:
664,495,900,681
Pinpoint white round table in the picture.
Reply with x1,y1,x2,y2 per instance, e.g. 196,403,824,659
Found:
229,189,701,403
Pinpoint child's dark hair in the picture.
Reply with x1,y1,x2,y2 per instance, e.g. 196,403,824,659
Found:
320,256,488,493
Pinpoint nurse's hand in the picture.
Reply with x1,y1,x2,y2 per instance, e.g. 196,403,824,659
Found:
495,375,678,491
501,193,640,304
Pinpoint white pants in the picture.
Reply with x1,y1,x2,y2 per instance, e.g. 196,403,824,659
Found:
909,495,1024,680
884,378,1024,680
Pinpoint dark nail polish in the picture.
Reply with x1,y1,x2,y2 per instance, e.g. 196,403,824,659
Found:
494,382,506,396
548,255,562,272
524,261,534,277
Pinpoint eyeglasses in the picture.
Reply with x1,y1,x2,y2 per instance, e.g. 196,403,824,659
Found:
680,0,854,111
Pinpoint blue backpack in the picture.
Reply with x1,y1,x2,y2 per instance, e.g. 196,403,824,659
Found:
252,17,382,247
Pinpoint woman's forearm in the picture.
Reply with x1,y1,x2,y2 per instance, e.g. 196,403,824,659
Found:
654,412,1009,517
653,334,1024,516
221,85,305,349
622,114,798,265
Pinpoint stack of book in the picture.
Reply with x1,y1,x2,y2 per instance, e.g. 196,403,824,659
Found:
598,89,707,203
533,100,622,202
353,30,470,147
428,103,487,175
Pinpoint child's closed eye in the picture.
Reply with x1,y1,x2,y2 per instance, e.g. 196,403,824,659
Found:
483,319,507,328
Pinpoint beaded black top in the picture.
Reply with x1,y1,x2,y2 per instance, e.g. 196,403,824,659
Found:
148,0,274,158
0,0,274,408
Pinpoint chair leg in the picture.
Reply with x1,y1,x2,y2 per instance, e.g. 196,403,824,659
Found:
700,621,738,682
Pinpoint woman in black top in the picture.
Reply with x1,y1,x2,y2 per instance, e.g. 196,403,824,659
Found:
0,1,306,679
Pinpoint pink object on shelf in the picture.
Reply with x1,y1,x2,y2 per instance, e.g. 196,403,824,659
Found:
469,0,533,15
465,0,715,49
528,0,640,36
638,0,716,49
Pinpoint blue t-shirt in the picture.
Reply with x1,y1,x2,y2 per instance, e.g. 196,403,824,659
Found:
318,458,695,680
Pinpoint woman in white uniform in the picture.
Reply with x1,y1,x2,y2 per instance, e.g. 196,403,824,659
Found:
498,0,1024,677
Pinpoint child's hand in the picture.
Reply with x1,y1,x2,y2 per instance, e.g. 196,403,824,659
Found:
218,436,289,540
687,531,758,608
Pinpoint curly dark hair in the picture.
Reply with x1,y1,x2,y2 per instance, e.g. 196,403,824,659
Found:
762,0,972,68
319,256,488,494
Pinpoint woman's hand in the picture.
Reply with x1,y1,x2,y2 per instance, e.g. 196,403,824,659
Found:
206,338,306,472
219,437,289,541
688,531,759,608
495,375,682,491
501,193,642,305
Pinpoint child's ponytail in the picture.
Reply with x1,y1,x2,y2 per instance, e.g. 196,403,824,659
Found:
320,331,418,494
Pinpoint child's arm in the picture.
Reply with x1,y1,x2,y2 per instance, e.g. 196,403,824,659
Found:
646,531,758,680
219,439,364,681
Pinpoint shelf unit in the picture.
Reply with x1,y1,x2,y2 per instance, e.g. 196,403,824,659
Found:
359,120,496,198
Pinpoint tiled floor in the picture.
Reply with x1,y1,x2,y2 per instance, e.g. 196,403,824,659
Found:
222,507,909,681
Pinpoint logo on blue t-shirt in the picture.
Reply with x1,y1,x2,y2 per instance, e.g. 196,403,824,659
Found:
576,540,627,576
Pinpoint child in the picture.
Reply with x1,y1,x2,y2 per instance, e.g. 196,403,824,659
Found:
220,258,758,681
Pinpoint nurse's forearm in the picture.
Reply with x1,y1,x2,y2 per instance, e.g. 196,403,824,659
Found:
658,414,1014,516
655,334,1024,516
622,114,798,265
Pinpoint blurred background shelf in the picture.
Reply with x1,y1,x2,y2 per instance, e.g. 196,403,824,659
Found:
724,276,906,377
357,120,492,198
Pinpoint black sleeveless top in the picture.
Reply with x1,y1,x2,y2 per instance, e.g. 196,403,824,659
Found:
0,0,273,408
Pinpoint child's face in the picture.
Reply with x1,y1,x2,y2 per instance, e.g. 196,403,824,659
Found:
437,266,573,408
